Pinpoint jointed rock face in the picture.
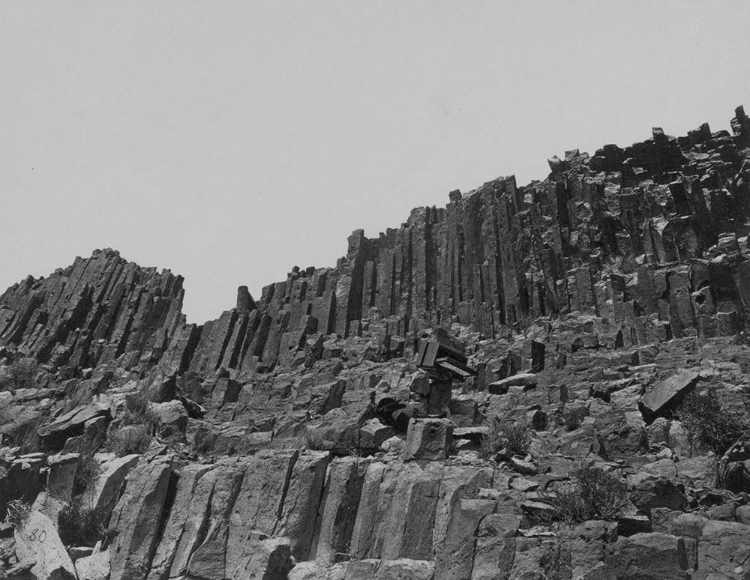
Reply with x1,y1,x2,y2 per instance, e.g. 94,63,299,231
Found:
1,107,750,579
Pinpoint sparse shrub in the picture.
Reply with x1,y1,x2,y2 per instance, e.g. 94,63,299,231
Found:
0,357,38,391
108,425,152,456
677,390,750,455
5,500,31,529
303,427,329,450
552,463,628,523
503,421,532,457
480,415,531,460
192,427,218,456
57,500,107,546
559,404,587,432
479,418,503,460
73,447,102,497
122,393,160,432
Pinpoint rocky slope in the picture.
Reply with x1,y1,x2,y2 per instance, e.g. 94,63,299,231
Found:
0,107,750,579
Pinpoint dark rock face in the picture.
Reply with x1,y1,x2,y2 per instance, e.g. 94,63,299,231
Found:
0,248,186,370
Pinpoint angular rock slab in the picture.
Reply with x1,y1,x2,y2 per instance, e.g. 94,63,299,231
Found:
404,418,454,461
605,532,689,580
276,450,330,561
83,453,140,521
639,370,699,419
694,520,750,579
313,456,370,563
14,509,77,580
435,498,496,580
75,548,111,580
108,458,173,580
146,463,212,580
226,450,298,579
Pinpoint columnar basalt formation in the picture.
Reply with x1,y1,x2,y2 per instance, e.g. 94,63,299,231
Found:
3,109,750,378
174,105,750,377
1,107,750,579
0,248,187,370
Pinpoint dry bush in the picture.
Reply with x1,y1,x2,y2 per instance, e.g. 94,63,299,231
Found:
5,500,31,530
58,500,108,546
303,427,329,451
0,357,38,391
552,464,628,523
479,418,502,460
678,390,750,455
122,393,160,432
108,425,152,456
73,446,102,497
480,415,531,460
192,427,218,456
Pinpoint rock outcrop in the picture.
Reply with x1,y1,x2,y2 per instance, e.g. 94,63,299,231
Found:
1,106,750,579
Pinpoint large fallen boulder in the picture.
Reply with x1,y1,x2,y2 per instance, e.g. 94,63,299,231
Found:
639,370,700,421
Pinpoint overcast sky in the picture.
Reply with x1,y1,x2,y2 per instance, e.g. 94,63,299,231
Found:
2,2,749,323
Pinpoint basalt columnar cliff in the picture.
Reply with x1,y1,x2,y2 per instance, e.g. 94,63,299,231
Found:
1,108,750,579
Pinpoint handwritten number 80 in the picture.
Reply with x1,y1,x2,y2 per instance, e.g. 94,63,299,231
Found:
27,529,46,543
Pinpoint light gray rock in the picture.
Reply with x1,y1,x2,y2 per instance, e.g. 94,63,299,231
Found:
14,509,77,580
75,547,110,580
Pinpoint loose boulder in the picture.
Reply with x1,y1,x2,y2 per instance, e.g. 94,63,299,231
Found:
404,418,454,461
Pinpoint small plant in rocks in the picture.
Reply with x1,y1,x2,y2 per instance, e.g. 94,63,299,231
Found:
677,390,750,456
551,463,628,523
480,414,531,460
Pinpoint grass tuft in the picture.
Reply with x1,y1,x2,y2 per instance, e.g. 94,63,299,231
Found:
108,425,152,457
551,463,628,523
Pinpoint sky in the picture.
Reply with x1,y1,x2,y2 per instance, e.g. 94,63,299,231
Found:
1,2,750,324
